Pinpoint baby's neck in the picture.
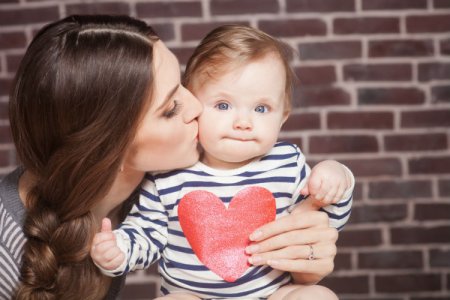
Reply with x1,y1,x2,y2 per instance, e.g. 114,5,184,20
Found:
200,154,256,170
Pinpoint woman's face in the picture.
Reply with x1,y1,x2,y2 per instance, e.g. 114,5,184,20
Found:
124,41,202,172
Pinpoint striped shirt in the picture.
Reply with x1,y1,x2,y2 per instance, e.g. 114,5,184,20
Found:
0,168,126,300
0,168,26,300
107,142,354,299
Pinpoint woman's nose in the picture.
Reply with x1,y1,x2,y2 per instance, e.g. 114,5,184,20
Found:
183,88,203,123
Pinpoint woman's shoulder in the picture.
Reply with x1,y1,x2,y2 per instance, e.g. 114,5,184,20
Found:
0,167,26,225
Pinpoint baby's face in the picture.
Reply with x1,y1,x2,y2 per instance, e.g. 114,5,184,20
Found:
192,54,288,170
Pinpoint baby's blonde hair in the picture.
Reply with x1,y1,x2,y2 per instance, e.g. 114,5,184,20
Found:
184,24,296,116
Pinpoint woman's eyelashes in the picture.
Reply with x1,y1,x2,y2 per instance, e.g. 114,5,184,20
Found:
163,100,181,118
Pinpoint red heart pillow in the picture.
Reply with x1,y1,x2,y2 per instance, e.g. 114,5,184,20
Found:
178,186,276,282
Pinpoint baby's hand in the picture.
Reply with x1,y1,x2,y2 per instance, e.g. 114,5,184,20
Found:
90,218,125,271
300,160,352,207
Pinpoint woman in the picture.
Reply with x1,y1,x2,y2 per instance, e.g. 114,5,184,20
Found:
0,15,337,299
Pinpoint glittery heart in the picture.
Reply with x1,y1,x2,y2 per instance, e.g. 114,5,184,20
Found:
178,186,276,282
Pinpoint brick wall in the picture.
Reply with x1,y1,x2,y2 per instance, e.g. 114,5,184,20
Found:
1,0,449,299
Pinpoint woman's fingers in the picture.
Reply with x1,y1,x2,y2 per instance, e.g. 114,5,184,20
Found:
250,210,329,242
247,226,338,255
249,243,337,265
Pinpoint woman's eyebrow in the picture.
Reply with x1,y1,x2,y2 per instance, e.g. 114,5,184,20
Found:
156,84,180,112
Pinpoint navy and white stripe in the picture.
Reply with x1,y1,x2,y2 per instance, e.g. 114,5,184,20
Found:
0,169,26,300
107,142,354,299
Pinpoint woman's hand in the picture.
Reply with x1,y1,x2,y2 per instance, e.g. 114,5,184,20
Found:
246,197,338,284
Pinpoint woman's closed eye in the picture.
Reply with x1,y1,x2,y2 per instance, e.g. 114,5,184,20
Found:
163,100,181,118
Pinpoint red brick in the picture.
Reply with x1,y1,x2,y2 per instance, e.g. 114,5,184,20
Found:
6,53,23,74
349,204,407,224
409,156,450,174
344,63,412,81
282,113,320,131
340,158,402,177
441,38,450,55
353,182,363,202
0,102,9,119
375,273,441,293
284,137,303,150
328,111,394,129
431,85,450,103
211,0,279,15
401,110,450,128
295,86,350,107
334,17,399,34
419,62,450,81
334,252,352,271
310,135,378,154
171,47,196,67
359,250,422,269
0,150,10,167
439,179,450,196
412,297,450,300
430,249,450,267
181,21,249,41
369,39,433,57
321,275,369,294
286,0,355,12
391,225,450,244
415,203,450,221
298,41,361,60
0,6,59,26
151,23,175,42
0,126,12,144
435,0,450,8
294,66,336,86
258,19,326,37
407,14,450,33
385,133,448,151
362,0,427,10
0,78,13,97
338,229,383,247
67,2,130,15
369,180,432,199
137,1,202,18
119,282,157,299
0,32,26,50
358,87,425,105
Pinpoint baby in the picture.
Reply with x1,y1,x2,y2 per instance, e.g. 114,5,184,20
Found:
91,25,354,299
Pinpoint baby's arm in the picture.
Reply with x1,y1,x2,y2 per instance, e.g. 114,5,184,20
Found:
90,176,168,276
290,148,354,230
300,160,354,207
91,218,126,271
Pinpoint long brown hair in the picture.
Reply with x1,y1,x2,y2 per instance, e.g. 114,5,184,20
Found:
183,24,296,116
9,15,159,299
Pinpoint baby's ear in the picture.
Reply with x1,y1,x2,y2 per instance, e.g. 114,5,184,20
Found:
280,110,290,128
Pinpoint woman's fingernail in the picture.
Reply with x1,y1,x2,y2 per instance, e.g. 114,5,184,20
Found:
268,259,279,267
249,230,262,241
245,245,259,254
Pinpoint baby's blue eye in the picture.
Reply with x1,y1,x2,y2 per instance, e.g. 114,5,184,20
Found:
216,102,230,110
255,105,269,113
